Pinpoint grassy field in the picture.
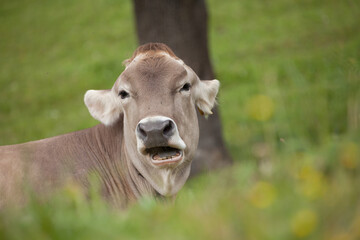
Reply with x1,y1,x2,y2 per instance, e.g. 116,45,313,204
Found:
1,0,360,239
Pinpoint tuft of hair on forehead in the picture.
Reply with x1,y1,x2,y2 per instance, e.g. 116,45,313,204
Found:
123,43,180,66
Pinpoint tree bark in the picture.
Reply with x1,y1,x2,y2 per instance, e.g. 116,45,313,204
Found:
132,0,232,176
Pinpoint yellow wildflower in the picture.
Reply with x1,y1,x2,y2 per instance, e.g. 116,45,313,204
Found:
291,209,318,238
63,179,84,203
246,94,274,121
248,181,276,208
297,165,327,200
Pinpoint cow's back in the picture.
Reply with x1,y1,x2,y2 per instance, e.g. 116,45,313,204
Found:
0,135,87,207
0,145,26,207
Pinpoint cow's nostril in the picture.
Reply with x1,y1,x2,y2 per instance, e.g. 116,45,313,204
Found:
137,123,147,140
162,120,174,137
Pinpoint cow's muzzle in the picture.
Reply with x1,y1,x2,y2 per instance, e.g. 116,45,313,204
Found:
137,118,174,148
136,116,186,166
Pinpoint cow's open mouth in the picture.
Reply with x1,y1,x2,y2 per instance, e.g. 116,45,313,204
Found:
145,147,183,165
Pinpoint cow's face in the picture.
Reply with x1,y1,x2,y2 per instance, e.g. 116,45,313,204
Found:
84,45,219,196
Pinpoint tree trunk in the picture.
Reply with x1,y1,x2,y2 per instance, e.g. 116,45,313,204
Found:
132,0,232,176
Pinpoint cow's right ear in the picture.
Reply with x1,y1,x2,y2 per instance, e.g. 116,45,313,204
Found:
84,89,122,125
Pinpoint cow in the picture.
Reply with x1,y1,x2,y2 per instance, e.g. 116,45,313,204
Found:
0,43,220,208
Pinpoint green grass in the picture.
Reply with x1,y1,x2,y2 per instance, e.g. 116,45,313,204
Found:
1,0,360,239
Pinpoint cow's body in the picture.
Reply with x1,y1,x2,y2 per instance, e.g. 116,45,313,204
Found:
0,43,219,208
0,121,157,208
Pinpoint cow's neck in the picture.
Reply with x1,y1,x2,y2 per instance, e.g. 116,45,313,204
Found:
81,119,157,208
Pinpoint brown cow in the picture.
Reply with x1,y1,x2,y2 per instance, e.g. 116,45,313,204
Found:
0,43,219,208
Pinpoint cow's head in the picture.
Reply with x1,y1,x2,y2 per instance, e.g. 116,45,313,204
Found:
84,43,219,196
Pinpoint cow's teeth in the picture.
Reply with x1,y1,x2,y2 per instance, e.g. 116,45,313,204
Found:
149,147,181,162
152,153,180,161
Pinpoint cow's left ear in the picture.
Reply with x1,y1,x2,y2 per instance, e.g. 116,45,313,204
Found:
194,79,220,117
84,89,122,125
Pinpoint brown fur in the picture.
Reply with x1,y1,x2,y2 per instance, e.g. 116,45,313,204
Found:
123,42,180,66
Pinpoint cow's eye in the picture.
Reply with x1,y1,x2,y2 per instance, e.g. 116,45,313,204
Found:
119,90,130,99
180,83,191,92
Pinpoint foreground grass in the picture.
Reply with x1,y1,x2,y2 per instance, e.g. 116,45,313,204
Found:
0,0,359,239
1,139,359,239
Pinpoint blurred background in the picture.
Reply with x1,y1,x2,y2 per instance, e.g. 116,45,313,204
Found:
0,0,359,239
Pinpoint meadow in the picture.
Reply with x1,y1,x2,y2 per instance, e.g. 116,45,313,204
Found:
0,0,359,239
